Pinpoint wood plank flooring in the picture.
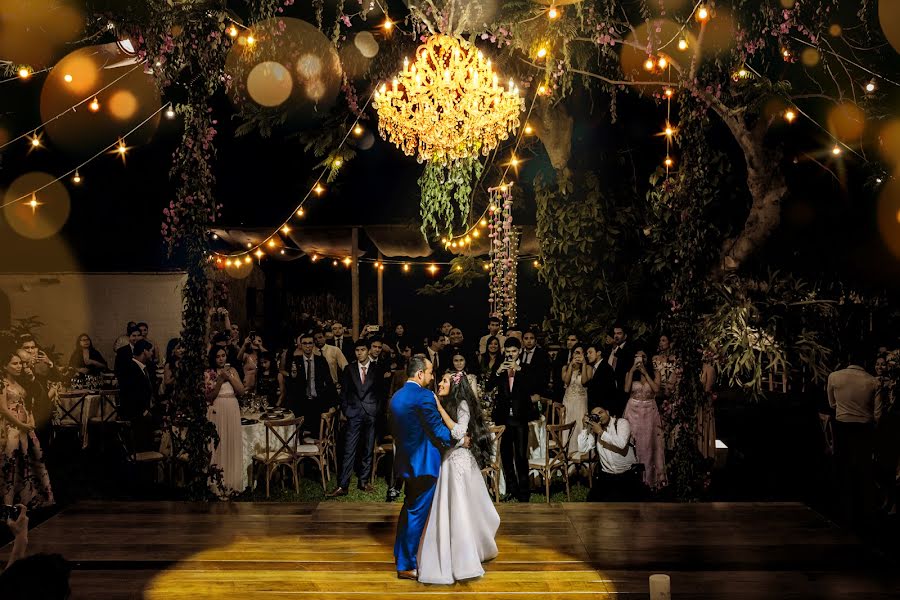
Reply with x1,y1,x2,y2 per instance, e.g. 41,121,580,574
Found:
2,501,896,599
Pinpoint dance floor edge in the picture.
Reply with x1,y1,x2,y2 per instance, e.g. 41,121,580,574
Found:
2,501,896,599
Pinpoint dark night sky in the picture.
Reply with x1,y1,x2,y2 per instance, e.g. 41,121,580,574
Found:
1,0,898,304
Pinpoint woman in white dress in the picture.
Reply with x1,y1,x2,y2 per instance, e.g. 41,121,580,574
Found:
417,371,499,584
562,345,593,444
205,346,245,497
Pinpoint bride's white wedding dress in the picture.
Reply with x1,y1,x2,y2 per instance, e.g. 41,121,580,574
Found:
417,400,500,584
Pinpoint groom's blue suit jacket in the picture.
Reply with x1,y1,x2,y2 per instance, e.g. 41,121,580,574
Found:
390,381,452,480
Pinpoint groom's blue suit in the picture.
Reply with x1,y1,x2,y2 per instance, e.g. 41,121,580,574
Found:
390,381,452,573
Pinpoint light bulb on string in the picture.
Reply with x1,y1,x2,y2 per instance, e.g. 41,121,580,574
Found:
244,256,252,264
333,158,343,167
644,58,655,71
246,35,256,46
280,249,285,255
472,230,479,238
664,88,674,98
657,56,668,69
343,257,352,267
383,17,393,30
548,6,559,20
28,193,40,213
428,264,438,275
114,139,129,162
678,39,688,51
524,123,533,135
165,105,176,119
480,218,488,226
353,124,364,136
228,25,238,37
63,73,73,83
403,263,410,272
72,170,82,184
865,80,876,93
314,183,325,195
255,249,264,259
831,144,842,156
784,109,796,123
296,207,305,217
536,47,548,59
225,259,233,267
212,233,219,240
246,242,252,248
29,133,42,149
664,124,675,137
268,239,277,248
664,156,675,168
696,5,710,22
18,67,31,79
89,98,100,112
332,260,339,266
311,254,319,262
281,225,291,234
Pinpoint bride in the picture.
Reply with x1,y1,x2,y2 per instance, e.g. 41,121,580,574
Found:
417,370,500,584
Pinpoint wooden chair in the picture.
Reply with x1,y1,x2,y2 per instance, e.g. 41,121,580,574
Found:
569,444,598,488
160,424,190,485
121,423,165,483
295,417,330,493
529,421,574,503
372,434,394,482
303,408,337,482
52,390,88,445
252,416,304,498
481,425,506,503
545,402,567,451
92,389,121,423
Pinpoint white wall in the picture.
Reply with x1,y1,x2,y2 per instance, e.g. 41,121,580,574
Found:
0,272,186,361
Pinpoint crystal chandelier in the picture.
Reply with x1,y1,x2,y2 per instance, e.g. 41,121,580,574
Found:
373,34,524,164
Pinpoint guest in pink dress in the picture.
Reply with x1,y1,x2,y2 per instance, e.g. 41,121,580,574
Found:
622,350,667,490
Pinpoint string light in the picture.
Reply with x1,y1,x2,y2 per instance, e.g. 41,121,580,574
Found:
28,193,39,212
165,104,176,119
696,5,710,22
865,80,876,93
254,249,264,259
831,144,842,156
533,260,540,267
296,207,305,217
343,257,352,267
212,233,219,240
664,125,675,137
244,256,252,264
428,264,438,275
657,56,668,69
332,260,339,266
267,239,277,248
664,156,674,168
89,97,100,112
524,123,533,135
72,170,82,184
678,39,688,51
18,67,31,79
644,58,655,71
782,48,791,59
281,225,291,234
313,183,325,195
246,242,253,248
228,25,238,37
383,18,393,30
403,263,410,272
63,73,73,83
537,47,548,59
538,85,548,95
333,158,343,167
784,109,797,123
664,88,674,98
246,35,256,46
353,124,364,136
114,138,128,162
547,6,559,20
29,133,42,148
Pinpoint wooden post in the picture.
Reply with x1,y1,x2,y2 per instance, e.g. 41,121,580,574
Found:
351,227,360,340
377,251,384,326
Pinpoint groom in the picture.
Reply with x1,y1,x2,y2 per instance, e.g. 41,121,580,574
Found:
390,356,453,580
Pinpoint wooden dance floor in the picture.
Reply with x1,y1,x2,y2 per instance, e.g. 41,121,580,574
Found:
2,501,896,599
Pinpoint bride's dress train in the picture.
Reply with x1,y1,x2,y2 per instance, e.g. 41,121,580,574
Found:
417,400,500,584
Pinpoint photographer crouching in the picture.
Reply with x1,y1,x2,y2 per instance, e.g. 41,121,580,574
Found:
577,405,644,501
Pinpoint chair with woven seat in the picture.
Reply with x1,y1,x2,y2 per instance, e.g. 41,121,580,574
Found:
529,421,574,503
252,416,305,498
120,423,165,483
303,408,336,483
568,445,598,488
481,425,506,503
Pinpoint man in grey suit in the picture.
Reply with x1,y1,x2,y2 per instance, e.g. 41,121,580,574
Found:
328,338,383,496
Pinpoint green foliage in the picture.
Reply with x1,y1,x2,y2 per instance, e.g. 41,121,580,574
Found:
0,316,63,367
535,169,642,340
417,255,488,295
418,157,483,240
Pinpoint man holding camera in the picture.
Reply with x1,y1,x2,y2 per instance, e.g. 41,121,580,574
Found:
577,405,641,501
488,338,541,503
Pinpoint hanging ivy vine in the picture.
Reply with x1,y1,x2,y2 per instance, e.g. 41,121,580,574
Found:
418,157,483,239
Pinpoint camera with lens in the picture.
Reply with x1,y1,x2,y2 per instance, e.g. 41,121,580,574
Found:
588,413,602,423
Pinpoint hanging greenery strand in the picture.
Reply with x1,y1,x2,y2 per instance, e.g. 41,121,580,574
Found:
488,185,517,330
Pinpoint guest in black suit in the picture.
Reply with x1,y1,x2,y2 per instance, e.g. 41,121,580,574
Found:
328,339,382,496
521,329,551,396
586,341,617,412
114,325,144,382
118,339,156,449
283,333,336,433
329,322,356,363
488,337,541,502
608,324,635,403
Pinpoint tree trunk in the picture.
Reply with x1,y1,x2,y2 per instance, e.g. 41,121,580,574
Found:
706,99,788,276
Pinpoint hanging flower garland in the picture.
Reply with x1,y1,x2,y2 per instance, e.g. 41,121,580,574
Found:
488,184,518,330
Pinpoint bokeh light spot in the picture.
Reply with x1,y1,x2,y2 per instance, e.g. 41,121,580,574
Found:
878,1,900,53
800,47,820,67
296,54,323,79
353,32,379,59
2,172,71,239
247,61,293,107
878,120,900,169
108,90,139,120
827,102,865,142
52,54,99,95
0,0,83,66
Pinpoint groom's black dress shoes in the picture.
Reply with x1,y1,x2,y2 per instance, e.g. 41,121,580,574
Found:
359,483,375,493
385,487,401,502
326,487,349,498
397,569,417,580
